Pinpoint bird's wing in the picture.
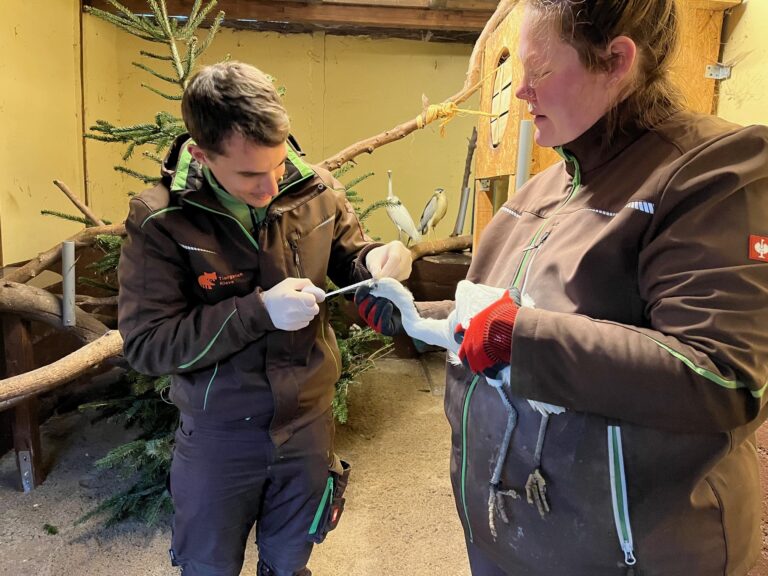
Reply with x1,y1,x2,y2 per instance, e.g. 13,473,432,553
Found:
385,197,420,241
419,195,436,234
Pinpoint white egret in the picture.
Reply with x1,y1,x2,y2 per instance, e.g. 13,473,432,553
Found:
385,170,421,245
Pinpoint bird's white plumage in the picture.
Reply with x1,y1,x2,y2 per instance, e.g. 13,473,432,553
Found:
419,188,448,237
371,277,564,416
385,170,421,244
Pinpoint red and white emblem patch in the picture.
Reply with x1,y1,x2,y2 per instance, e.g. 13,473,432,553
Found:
749,235,768,261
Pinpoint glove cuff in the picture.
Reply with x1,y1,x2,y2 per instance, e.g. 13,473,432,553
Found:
482,302,517,364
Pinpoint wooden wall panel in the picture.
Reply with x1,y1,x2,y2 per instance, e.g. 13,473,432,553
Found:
674,7,725,114
472,0,738,242
475,6,524,180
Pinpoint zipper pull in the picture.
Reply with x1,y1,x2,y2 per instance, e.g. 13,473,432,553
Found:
522,230,550,252
622,542,637,567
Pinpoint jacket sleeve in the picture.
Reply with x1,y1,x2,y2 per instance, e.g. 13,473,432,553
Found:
325,177,381,287
117,197,275,376
509,125,768,433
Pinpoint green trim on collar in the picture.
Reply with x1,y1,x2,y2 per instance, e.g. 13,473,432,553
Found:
286,146,314,180
202,166,267,229
171,138,195,192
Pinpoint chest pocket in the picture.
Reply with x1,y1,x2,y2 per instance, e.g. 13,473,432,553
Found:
181,243,255,303
290,215,335,286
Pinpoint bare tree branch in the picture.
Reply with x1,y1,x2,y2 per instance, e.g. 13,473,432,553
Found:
0,330,123,410
52,180,107,227
76,295,119,307
0,281,110,344
409,235,471,261
2,223,125,285
319,0,517,172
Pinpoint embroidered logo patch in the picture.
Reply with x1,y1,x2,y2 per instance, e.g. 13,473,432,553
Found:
749,235,768,261
198,271,217,290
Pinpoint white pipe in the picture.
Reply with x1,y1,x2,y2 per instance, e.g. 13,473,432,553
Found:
62,241,76,327
515,119,535,192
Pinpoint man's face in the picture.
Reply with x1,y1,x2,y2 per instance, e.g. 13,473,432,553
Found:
189,132,287,208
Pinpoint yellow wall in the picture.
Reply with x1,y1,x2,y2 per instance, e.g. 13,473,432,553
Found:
2,6,475,266
717,2,768,126
0,0,86,265
81,21,476,244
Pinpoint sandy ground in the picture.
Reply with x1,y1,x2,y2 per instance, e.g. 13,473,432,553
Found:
0,355,470,576
2,354,767,576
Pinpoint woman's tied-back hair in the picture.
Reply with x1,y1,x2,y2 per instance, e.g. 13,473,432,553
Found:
181,61,290,155
528,0,684,134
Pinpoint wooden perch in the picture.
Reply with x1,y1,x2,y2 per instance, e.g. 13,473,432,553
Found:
0,281,110,344
410,234,471,261
53,180,107,227
319,0,517,172
2,223,125,285
0,330,123,411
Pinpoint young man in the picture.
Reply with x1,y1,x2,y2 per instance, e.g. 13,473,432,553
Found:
117,61,411,576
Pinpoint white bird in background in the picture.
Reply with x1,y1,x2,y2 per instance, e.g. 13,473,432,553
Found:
370,277,564,417
419,187,448,239
385,170,421,246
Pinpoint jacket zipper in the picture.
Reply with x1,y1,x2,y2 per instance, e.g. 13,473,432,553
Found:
511,148,582,290
608,425,637,568
182,198,260,250
460,375,481,542
289,239,304,277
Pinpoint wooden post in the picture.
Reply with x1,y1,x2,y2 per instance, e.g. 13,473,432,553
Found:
2,316,45,491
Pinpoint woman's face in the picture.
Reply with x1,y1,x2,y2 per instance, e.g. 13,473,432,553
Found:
514,7,618,147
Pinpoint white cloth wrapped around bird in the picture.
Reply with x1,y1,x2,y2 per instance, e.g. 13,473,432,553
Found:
369,277,564,416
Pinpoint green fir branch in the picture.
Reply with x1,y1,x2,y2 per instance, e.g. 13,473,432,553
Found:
358,199,392,222
77,277,119,293
132,61,179,85
141,83,183,100
114,166,162,184
139,49,173,61
192,10,224,57
40,210,90,226
344,171,374,190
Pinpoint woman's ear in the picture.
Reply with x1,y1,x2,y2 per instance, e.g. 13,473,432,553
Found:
606,35,637,87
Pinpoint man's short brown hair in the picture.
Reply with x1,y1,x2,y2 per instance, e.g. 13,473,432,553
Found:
181,61,290,155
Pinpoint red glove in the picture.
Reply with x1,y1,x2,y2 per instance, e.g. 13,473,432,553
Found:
354,284,403,337
454,290,519,378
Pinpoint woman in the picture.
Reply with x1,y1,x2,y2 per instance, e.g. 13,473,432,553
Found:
445,1,768,574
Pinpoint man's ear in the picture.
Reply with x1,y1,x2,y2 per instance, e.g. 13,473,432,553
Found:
606,35,637,87
187,143,209,166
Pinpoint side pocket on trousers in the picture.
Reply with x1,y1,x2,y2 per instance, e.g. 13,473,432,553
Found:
307,459,351,544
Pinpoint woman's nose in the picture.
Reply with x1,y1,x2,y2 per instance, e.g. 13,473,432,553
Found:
515,79,534,101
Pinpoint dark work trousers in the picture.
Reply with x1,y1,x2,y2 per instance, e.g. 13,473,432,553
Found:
169,410,334,576
466,541,509,576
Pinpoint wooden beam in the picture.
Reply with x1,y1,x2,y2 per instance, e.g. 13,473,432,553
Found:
686,0,741,11
2,317,45,492
86,0,494,32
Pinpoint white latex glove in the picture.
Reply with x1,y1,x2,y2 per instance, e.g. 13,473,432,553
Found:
262,278,324,331
365,241,412,281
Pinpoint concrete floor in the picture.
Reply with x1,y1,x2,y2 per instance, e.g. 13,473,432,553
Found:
1,352,767,575
0,354,470,576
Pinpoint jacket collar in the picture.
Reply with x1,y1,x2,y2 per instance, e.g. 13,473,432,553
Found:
558,103,648,177
161,133,317,213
